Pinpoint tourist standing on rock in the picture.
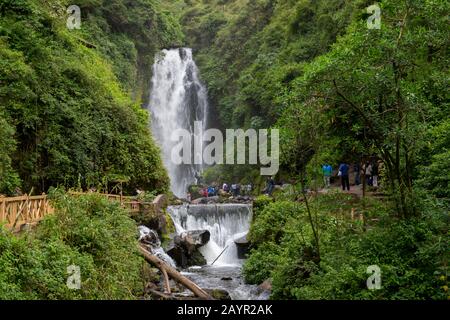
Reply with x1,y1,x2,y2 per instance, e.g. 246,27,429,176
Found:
207,186,215,197
247,183,253,195
338,162,350,191
322,164,332,188
223,183,229,193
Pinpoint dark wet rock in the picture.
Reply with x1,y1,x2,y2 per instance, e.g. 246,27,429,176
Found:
181,230,211,250
191,196,220,204
166,244,188,268
139,227,161,247
166,230,210,268
206,196,220,203
134,209,168,235
204,288,231,300
234,232,250,259
191,197,208,204
221,277,232,281
220,195,253,204
179,47,187,60
188,250,207,266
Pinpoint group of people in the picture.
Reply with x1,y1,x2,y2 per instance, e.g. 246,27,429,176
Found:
202,186,218,197
223,183,253,197
194,183,254,199
322,160,381,191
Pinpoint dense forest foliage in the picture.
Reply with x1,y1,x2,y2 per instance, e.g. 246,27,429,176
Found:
0,0,448,301
182,0,361,128
0,0,185,195
183,0,449,205
182,0,449,299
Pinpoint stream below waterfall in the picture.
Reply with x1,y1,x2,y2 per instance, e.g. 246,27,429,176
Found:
168,204,269,300
181,266,268,300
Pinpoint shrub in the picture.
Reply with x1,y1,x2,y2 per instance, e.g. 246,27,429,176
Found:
253,195,274,212
248,200,299,245
243,242,281,285
244,193,449,300
0,190,145,300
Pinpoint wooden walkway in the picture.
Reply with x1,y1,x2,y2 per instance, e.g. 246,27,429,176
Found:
0,192,166,232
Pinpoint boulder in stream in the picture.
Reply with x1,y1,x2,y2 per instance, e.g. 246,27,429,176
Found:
234,232,250,259
166,230,210,268
204,288,232,300
181,230,211,250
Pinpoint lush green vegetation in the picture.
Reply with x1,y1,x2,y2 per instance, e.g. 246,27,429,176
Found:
0,191,146,299
182,0,362,129
182,0,449,205
0,0,185,195
0,0,448,301
243,191,448,299
183,0,449,299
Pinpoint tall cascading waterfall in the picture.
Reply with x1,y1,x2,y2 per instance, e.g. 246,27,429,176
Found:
148,48,209,198
168,204,253,266
147,50,265,299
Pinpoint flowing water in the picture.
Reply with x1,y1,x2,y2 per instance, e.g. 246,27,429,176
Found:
169,204,252,266
147,48,208,198
169,204,267,300
138,226,176,268
147,48,267,299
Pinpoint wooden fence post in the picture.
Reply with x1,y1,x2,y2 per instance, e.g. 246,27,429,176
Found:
0,196,5,224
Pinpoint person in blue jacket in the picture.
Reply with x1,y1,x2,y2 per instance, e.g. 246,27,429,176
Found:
338,162,350,191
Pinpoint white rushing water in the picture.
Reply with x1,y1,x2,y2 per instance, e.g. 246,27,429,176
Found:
168,204,253,266
138,225,176,268
148,48,209,198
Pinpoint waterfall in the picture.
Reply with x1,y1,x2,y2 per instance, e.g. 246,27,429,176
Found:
148,48,209,198
168,204,253,266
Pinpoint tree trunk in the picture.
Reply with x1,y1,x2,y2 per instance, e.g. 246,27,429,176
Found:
139,245,213,300
298,173,320,261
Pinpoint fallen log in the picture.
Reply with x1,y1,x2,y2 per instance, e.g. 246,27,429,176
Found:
146,288,175,300
139,245,213,300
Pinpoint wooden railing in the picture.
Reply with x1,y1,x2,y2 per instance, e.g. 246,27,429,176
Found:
0,195,53,231
0,192,167,232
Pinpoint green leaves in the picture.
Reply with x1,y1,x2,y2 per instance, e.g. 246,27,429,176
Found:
0,191,144,300
0,0,174,194
244,191,448,299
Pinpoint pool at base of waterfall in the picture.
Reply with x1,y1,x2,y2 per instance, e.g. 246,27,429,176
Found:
181,265,270,300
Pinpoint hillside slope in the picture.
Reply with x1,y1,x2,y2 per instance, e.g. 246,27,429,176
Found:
0,0,184,195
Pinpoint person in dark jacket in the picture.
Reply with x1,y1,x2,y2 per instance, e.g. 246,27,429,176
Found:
265,176,275,195
338,162,350,191
354,163,361,186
